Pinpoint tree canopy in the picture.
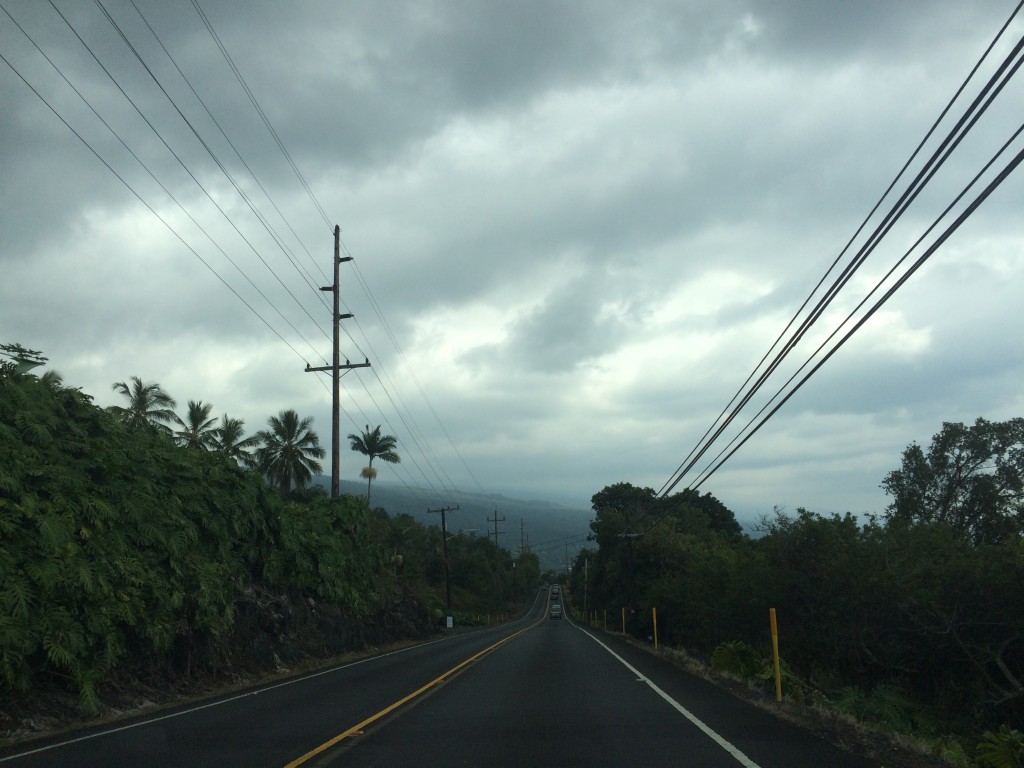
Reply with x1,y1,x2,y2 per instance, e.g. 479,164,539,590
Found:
882,417,1024,544
109,376,177,433
254,409,325,496
348,424,400,506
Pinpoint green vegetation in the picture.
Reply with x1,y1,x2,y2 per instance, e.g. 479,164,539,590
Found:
0,349,532,721
253,409,326,497
576,418,1024,764
347,424,401,507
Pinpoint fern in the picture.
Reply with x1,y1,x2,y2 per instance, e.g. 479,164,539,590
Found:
831,684,920,733
2,576,36,619
977,726,1024,768
711,640,764,679
42,634,78,672
36,512,73,552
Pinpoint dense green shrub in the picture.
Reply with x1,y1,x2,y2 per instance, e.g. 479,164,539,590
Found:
0,366,391,711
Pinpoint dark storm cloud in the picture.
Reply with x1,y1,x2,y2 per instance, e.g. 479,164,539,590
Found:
2,0,1022,520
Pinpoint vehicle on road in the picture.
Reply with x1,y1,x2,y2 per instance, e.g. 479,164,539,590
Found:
549,603,562,619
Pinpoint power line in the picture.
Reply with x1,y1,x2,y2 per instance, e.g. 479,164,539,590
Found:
87,0,333,348
190,0,333,231
124,0,331,301
658,9,1024,497
184,2,481,503
687,135,1024,493
0,43,313,367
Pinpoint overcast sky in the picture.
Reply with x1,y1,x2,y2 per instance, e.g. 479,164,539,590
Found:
2,0,1022,525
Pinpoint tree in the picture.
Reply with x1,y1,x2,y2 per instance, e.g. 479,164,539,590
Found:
0,343,47,375
665,488,743,538
110,376,177,433
173,400,218,450
347,424,400,506
882,417,1024,544
254,410,325,496
212,414,259,468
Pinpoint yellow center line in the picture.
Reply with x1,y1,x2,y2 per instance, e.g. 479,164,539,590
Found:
283,613,545,767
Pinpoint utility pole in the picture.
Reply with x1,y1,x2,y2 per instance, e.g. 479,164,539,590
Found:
305,225,369,497
488,509,505,604
584,557,588,614
428,505,459,616
618,531,641,634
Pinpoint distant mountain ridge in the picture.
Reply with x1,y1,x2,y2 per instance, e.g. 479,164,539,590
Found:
312,477,593,572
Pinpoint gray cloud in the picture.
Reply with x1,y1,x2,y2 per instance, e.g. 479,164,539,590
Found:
2,0,1022,523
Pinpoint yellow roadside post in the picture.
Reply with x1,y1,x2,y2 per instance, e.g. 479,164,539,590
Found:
770,608,782,702
652,607,659,650
621,607,626,634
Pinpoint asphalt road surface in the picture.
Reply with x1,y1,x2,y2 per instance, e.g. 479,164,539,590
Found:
1,590,879,767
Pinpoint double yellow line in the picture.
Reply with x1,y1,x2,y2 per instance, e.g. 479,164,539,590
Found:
284,618,541,767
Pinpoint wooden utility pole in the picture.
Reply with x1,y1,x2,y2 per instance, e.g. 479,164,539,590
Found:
488,509,505,603
305,225,369,497
428,505,460,613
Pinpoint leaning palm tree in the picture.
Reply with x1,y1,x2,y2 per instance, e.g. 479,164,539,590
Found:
110,376,177,433
254,409,325,496
173,400,219,450
39,369,64,392
347,424,400,506
212,414,259,468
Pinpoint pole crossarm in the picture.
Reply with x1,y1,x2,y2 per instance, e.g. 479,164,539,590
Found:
304,358,370,373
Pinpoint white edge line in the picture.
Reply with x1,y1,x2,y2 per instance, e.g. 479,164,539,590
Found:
571,620,762,768
0,637,450,764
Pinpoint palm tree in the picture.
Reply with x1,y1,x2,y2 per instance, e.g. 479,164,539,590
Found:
173,400,218,450
254,410,325,496
110,376,177,432
212,414,259,468
39,369,64,392
347,424,400,506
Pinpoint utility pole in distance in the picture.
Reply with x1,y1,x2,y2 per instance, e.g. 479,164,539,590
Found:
305,225,369,497
428,505,459,620
488,509,505,605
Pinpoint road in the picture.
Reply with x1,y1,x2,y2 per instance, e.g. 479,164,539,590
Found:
1,590,879,767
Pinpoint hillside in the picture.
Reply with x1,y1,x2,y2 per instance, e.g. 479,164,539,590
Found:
316,478,594,572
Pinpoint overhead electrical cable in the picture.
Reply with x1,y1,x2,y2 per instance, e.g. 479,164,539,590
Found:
656,1,1023,498
354,368,463,499
87,0,333,348
181,0,488,503
0,3,333,368
38,0,330,365
185,2,475,501
684,135,1024,495
334,294,465,496
0,45,314,369
341,369,454,502
124,0,330,306
658,11,1024,498
685,115,1024,494
349,253,489,495
190,0,333,233
326,373,440,508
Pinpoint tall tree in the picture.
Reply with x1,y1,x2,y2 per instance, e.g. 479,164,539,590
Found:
347,424,400,506
882,417,1024,544
110,376,177,433
255,410,325,496
0,343,47,375
212,414,259,468
173,400,218,450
